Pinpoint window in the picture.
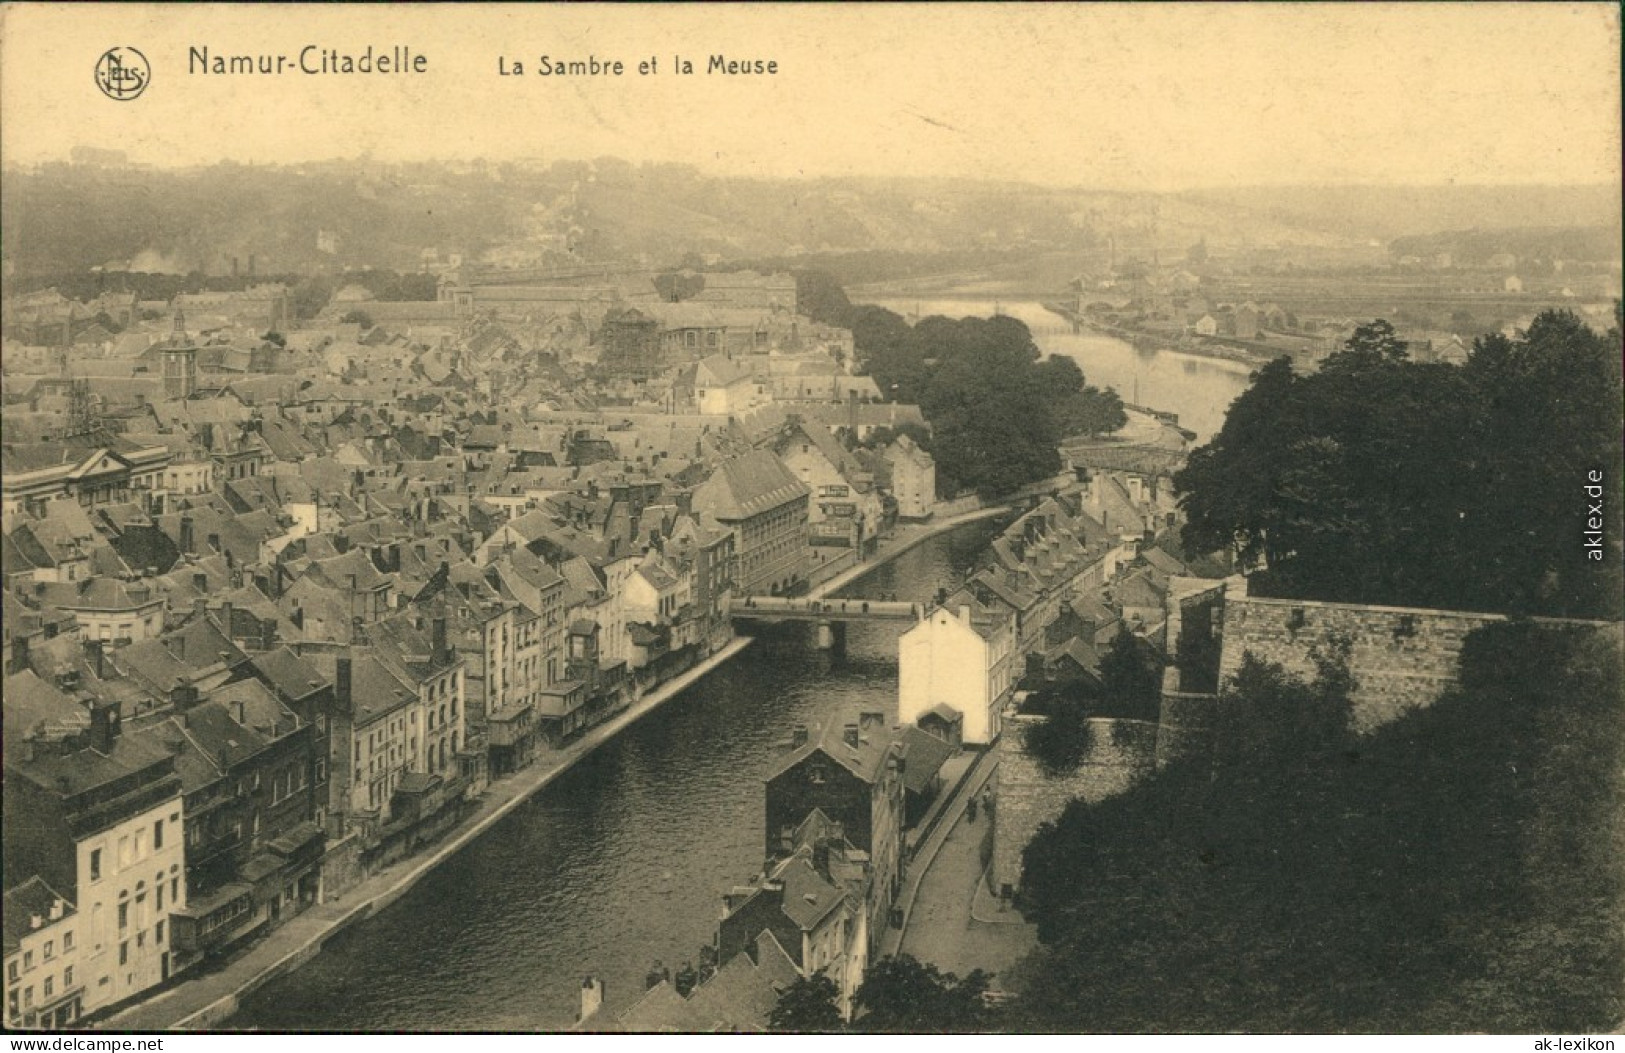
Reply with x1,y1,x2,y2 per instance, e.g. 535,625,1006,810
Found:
171,878,179,903
43,941,53,961
118,943,128,967
62,967,73,988
23,951,33,971
89,849,102,882
7,962,16,983
155,921,164,945
43,977,52,998
22,987,32,1009
63,932,73,953
153,819,164,850
156,885,164,911
118,903,128,931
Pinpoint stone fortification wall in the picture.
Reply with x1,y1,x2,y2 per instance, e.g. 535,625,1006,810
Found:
1155,666,1219,768
991,714,1158,897
1216,594,1511,732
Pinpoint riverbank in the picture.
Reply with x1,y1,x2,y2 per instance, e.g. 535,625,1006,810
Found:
811,503,1015,601
1041,301,1281,370
103,506,1012,1032
105,635,754,1032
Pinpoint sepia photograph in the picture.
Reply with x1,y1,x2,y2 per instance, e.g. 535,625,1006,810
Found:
0,1,1621,1041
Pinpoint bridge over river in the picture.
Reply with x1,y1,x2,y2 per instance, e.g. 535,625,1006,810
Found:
732,595,923,648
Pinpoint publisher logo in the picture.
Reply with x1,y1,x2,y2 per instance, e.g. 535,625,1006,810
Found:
95,47,150,101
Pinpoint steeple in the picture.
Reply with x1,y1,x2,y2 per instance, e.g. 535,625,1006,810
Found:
170,305,191,345
163,303,198,399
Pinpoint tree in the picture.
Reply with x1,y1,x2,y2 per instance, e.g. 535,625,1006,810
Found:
1324,318,1408,369
1176,311,1621,616
1096,626,1161,718
1014,623,1621,1033
341,309,374,328
653,271,705,303
854,955,995,1033
769,972,844,1033
1021,689,1094,775
794,269,853,324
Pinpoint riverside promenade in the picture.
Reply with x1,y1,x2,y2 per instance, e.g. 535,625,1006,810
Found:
103,502,1014,1031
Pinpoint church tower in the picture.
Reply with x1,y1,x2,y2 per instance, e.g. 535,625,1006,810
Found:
161,306,198,400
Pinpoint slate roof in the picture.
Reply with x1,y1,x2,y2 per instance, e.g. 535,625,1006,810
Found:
766,716,897,787
694,450,807,522
250,646,329,703
895,725,954,795
3,877,75,956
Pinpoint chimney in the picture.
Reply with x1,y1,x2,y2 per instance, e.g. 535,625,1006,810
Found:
193,572,208,592
859,710,886,733
791,724,809,749
173,683,200,711
88,701,121,753
291,607,305,630
180,516,195,554
958,605,972,625
84,637,105,679
842,723,860,749
335,657,352,705
230,699,246,725
48,900,65,922
220,600,234,635
432,616,448,662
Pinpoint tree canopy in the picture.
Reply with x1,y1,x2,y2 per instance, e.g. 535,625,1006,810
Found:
795,270,1124,499
853,954,997,1033
1176,311,1623,617
1014,623,1623,1031
768,973,843,1033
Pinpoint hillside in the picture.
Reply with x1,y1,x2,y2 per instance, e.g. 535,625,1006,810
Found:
1015,621,1624,1032
3,158,1618,282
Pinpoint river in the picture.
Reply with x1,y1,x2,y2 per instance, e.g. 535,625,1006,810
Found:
227,518,1005,1031
228,299,1251,1031
866,298,1254,442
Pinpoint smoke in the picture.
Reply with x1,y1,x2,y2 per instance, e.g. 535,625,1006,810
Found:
127,248,188,275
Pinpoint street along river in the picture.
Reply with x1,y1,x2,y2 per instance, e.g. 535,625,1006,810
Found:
227,518,1004,1030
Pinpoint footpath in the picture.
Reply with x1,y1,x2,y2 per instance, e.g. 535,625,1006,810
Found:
103,502,1014,1031
880,747,1000,960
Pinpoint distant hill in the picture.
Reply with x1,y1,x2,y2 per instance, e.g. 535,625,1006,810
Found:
1180,184,1622,242
2,158,1618,281
1388,226,1624,265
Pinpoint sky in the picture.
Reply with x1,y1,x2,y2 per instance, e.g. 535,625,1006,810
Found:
0,3,1619,190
